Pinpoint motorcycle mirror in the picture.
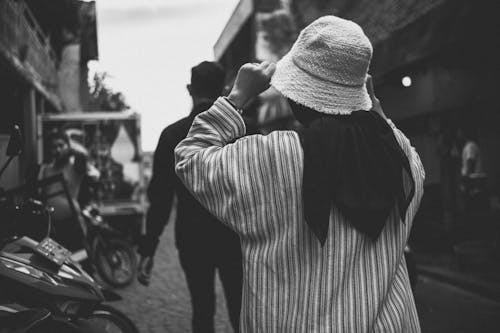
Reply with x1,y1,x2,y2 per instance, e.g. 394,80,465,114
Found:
6,125,23,157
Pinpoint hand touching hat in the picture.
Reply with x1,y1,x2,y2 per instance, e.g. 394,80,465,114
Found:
227,61,276,109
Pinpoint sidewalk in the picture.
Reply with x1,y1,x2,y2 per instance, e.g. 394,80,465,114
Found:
418,265,500,303
415,248,500,303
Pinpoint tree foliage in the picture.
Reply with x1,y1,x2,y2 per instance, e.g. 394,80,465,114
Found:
89,72,129,111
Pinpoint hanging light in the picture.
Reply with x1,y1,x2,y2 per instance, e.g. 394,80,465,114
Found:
402,76,412,87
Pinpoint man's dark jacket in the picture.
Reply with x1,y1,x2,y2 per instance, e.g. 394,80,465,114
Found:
138,100,241,257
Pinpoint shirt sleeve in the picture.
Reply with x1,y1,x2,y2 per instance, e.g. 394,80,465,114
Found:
174,97,302,234
139,130,177,257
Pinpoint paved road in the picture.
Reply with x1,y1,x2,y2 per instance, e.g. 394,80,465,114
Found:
415,276,500,333
112,221,233,333
110,219,500,332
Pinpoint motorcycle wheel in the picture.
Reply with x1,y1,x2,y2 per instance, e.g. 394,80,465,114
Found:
85,305,139,333
94,238,137,288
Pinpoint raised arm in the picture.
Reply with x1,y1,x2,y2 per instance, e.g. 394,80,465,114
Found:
174,97,300,233
174,62,302,232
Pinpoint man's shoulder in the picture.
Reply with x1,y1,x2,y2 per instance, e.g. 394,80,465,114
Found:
159,117,193,144
164,116,192,131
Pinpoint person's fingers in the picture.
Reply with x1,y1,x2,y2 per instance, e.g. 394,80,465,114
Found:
263,63,276,78
259,60,270,69
241,63,254,71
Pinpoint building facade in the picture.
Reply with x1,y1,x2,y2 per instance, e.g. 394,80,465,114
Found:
0,0,98,188
215,0,500,249
214,0,298,132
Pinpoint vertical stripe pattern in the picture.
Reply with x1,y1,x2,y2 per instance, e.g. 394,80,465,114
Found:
175,98,425,332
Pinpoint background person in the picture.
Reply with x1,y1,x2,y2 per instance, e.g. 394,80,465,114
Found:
137,61,242,333
457,126,488,239
39,130,100,251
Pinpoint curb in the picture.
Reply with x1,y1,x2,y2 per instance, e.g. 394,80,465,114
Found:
417,265,500,303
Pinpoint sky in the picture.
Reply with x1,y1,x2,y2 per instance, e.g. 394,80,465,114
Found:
90,0,239,151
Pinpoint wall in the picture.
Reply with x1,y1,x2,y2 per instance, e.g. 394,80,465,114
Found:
58,43,83,112
219,18,254,83
291,0,351,29
0,136,21,189
377,56,500,188
377,66,478,121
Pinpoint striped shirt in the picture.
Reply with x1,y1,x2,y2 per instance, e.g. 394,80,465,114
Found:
175,97,425,332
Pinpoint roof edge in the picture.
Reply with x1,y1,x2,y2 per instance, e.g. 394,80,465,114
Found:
214,0,254,61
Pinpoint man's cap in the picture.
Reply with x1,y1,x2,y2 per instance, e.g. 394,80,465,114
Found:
190,61,225,98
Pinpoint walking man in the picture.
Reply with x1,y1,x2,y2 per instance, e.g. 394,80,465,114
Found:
175,17,425,332
137,61,242,332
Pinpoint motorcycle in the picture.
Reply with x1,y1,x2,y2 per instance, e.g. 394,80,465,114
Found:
22,131,137,288
81,204,137,288
0,125,139,332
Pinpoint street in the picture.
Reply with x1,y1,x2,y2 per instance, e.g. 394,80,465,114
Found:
112,221,233,333
110,216,500,333
415,276,500,333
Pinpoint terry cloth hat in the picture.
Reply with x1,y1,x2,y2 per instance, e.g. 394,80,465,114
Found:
271,16,373,115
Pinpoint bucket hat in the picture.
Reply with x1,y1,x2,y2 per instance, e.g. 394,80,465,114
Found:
271,16,373,115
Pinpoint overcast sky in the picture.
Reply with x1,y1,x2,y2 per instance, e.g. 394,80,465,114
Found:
90,0,238,151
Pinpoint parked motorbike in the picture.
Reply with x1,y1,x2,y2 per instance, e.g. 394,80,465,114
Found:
0,235,138,332
81,204,137,288
0,125,139,332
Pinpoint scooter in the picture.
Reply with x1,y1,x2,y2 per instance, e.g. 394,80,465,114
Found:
0,125,138,332
81,204,137,288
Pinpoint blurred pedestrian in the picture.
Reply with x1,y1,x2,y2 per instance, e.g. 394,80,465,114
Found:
459,126,487,194
175,16,425,332
137,61,242,333
39,130,100,250
458,126,488,239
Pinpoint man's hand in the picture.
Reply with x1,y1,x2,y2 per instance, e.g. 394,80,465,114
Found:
366,75,387,120
227,61,276,109
137,256,154,286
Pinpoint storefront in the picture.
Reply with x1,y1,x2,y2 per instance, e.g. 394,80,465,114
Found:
0,0,97,189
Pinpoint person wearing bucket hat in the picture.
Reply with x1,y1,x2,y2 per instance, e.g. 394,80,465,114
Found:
175,15,425,332
271,15,373,114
